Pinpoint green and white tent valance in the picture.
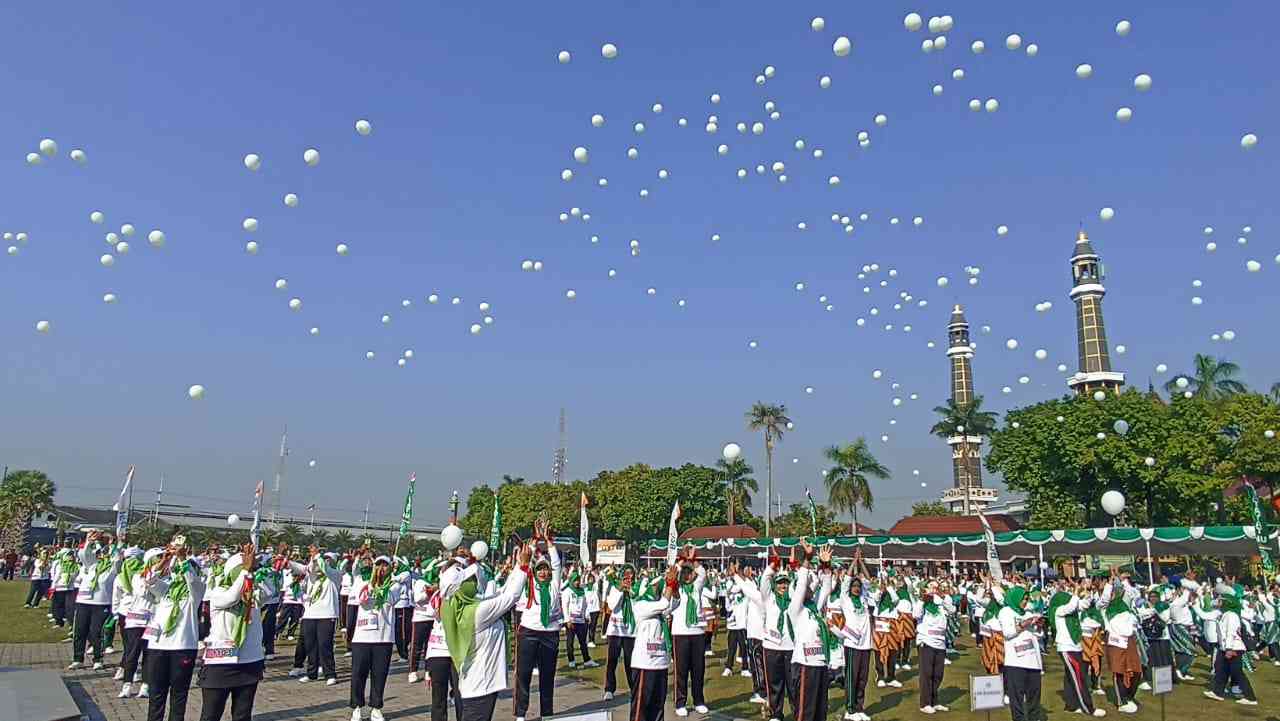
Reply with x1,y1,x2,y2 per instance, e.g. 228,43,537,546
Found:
644,526,1273,562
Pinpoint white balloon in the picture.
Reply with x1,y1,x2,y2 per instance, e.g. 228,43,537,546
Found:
1145,457,1156,466
1035,349,1048,360
148,230,166,247
115,241,130,254
1155,363,1168,373
35,320,50,333
985,98,999,113
355,119,372,135
811,16,825,31
39,138,58,157
968,99,981,111
557,50,571,64
1101,490,1126,516
936,276,949,287
833,36,852,56
275,278,288,290
336,243,349,256
470,541,489,560
1026,44,1038,56
1115,20,1132,37
1076,64,1093,79
70,149,87,163
1093,390,1107,401
469,323,482,335
1099,207,1115,221
90,211,105,224
304,148,320,166
590,113,604,128
1115,344,1127,354
243,153,261,171
188,384,205,399
565,289,576,299
440,524,464,550
723,443,742,461
1241,133,1258,149
953,68,966,80
1246,259,1261,272
904,12,923,31
932,84,944,95
601,43,618,59
971,40,985,54
1175,377,1189,389
284,193,299,207
1113,419,1130,435
573,146,589,163
99,253,115,267
1133,74,1152,92
245,241,259,254
1005,338,1019,350
243,217,259,233
227,513,240,526
1005,34,1022,50
1115,107,1133,123
289,298,302,311
875,113,888,126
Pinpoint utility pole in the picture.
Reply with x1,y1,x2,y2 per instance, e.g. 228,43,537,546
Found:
152,474,164,527
271,426,289,526
362,501,370,535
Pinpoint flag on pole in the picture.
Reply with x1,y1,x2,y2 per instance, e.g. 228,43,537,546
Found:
579,492,591,565
489,491,502,553
977,509,1004,582
805,487,819,536
1244,483,1274,573
112,466,135,538
666,501,682,566
398,473,417,537
250,480,264,548
306,503,316,512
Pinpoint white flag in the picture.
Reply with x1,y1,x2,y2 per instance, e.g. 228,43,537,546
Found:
250,480,265,549
666,501,682,566
579,492,591,565
978,510,1003,582
113,466,135,538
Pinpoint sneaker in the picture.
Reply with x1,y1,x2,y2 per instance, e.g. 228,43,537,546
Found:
103,647,115,655
568,661,578,669
1203,691,1225,701
532,667,539,675
408,672,419,683
1093,688,1106,696
136,684,150,698
1003,696,1010,706
92,662,104,670
888,680,902,688
900,663,911,670
675,708,689,717
749,694,765,704
298,676,311,684
265,653,276,661
740,670,752,678
1138,682,1151,691
943,659,952,665
117,684,132,698
920,708,935,715
1237,699,1259,706
344,651,353,658
722,668,732,677
933,705,949,712
64,661,80,670
287,635,295,640
585,660,600,668
517,717,526,721
704,650,714,657
326,678,338,686
1092,710,1106,717
843,714,858,721
113,667,125,681
350,709,363,721
371,710,385,721
289,668,305,677
603,692,614,701
695,705,709,714
1118,702,1137,714
588,642,597,648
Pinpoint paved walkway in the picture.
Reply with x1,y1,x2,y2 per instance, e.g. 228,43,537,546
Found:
0,643,738,721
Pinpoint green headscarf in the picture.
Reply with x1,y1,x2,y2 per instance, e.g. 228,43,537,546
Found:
981,594,1003,623
442,577,480,673
773,575,794,639
163,560,194,635
1048,591,1082,644
1219,589,1242,615
88,554,113,593
679,577,700,627
118,556,145,595
876,587,897,615
1003,586,1028,613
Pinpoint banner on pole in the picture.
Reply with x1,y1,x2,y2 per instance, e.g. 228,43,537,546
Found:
804,487,818,536
398,473,417,537
1244,483,1274,573
579,492,591,565
489,491,503,553
977,509,1004,582
250,480,264,548
113,466,135,539
666,501,681,566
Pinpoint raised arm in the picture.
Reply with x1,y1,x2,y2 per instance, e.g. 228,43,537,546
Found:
475,568,529,629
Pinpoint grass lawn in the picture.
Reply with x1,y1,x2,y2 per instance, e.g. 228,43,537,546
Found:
562,629,1280,721
0,579,79,643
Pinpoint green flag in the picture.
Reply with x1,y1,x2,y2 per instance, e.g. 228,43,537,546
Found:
805,487,818,536
489,491,502,552
1245,484,1274,573
398,473,416,536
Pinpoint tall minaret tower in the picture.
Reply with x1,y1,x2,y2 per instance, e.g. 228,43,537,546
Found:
1067,229,1125,396
939,304,997,515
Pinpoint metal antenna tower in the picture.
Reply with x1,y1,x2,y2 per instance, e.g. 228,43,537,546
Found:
271,425,289,525
551,408,567,484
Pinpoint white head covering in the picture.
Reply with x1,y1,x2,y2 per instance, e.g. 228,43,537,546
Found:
438,563,478,601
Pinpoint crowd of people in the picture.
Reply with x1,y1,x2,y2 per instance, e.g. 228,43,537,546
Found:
12,525,1278,721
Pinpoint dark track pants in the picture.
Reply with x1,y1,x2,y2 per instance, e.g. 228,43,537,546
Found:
260,604,278,655
629,667,668,721
843,647,871,713
725,629,749,672
515,628,559,717
917,645,945,709
25,578,50,606
1060,651,1096,714
121,627,147,681
763,648,795,720
605,635,635,694
394,607,412,660
567,623,591,663
1005,666,1042,721
1211,652,1256,701
73,603,109,663
671,634,706,708
791,663,829,721
461,691,497,721
427,656,462,721
199,684,258,721
52,589,73,626
410,620,432,673
344,604,358,645
278,603,302,637
747,638,766,697
875,647,897,682
350,642,392,709
302,618,337,680
146,649,197,721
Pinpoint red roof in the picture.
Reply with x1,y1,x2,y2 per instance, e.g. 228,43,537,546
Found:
850,523,884,536
679,524,759,540
887,514,1021,536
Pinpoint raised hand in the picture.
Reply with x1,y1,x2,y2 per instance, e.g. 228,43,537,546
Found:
818,546,833,564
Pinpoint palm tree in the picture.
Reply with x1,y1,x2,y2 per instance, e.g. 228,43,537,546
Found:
746,402,791,536
1163,354,1247,400
500,474,526,487
716,458,758,526
279,523,303,549
333,529,355,550
0,470,57,551
822,440,889,536
311,529,331,550
930,396,998,515
1269,381,1280,404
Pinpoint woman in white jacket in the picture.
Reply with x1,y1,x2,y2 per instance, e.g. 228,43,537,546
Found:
629,565,680,721
199,545,267,721
348,552,409,721
143,537,206,721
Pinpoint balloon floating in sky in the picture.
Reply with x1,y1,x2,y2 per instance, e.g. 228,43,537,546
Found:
284,193,299,207
35,320,50,333
1099,207,1115,221
70,149,87,163
188,384,205,400
723,442,741,461
1114,419,1130,435
601,43,618,59
1115,20,1132,37
1076,64,1093,79
904,13,922,31
558,50,571,64
1133,74,1152,92
833,36,851,57
243,153,261,171
1116,107,1133,123
355,119,372,136
1241,133,1258,149
99,254,115,267
304,148,320,166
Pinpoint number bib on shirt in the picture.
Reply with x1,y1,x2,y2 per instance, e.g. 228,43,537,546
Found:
77,590,92,602
874,619,891,634
609,615,627,633
803,643,824,659
142,624,160,642
357,614,380,631
766,627,784,643
928,626,946,637
1013,639,1036,655
1107,634,1128,649
428,625,449,652
849,627,865,645
204,639,240,665
645,641,666,663
127,610,152,625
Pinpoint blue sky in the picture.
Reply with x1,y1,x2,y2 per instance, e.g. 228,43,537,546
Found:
2,1,1276,530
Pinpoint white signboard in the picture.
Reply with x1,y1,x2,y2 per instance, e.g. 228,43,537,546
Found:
970,674,1005,712
595,539,626,565
1151,665,1173,695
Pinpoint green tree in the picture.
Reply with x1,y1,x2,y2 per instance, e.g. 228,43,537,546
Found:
594,463,727,554
279,523,303,548
930,397,998,515
1269,382,1280,404
500,474,526,487
1163,354,1247,400
746,402,791,536
460,485,497,539
716,458,757,526
0,470,57,551
910,500,957,517
332,529,355,550
770,502,847,537
311,529,331,549
822,439,889,535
